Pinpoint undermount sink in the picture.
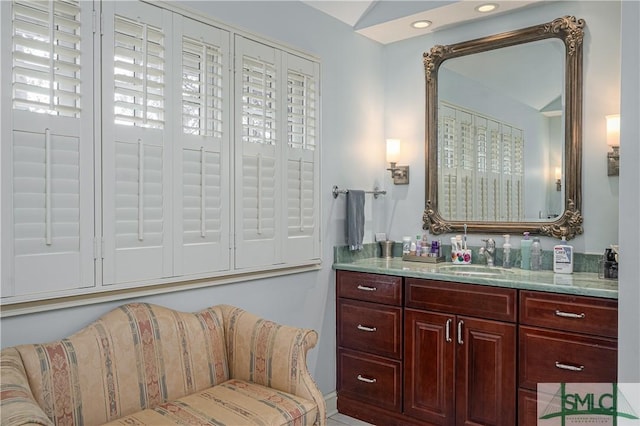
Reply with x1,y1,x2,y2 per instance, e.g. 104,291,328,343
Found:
437,264,515,277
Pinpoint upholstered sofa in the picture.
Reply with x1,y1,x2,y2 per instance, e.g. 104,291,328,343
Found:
0,303,325,426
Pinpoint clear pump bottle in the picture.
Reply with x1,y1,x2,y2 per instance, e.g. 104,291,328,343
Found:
520,232,532,270
502,234,512,269
531,237,542,271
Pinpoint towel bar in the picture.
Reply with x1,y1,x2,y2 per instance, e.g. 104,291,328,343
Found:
332,185,386,199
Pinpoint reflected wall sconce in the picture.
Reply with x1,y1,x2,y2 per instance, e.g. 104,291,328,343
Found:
606,114,620,176
386,139,409,185
555,167,562,191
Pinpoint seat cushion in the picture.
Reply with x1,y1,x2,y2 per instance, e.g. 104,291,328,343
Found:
102,379,318,426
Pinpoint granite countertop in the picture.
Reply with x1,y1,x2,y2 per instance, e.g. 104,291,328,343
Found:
333,257,618,299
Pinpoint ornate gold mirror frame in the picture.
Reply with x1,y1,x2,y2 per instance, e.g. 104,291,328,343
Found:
422,16,585,240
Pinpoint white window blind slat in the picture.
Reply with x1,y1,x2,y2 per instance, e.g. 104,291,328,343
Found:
12,0,82,118
113,14,165,129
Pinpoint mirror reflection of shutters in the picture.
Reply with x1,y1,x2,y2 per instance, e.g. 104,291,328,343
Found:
284,55,319,262
5,0,94,297
174,16,230,276
235,37,281,269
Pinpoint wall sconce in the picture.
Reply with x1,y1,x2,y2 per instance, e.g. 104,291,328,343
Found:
386,139,409,184
555,167,562,191
606,114,620,176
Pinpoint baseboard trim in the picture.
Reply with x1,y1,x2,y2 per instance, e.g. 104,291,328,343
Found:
324,391,338,417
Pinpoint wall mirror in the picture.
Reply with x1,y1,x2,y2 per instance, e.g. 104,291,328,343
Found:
422,16,585,240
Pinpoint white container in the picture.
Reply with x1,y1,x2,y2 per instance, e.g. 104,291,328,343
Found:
402,236,412,255
553,237,574,274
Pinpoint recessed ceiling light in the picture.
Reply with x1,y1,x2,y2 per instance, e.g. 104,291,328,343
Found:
411,20,432,29
476,3,498,13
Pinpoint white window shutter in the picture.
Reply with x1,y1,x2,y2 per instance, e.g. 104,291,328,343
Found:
172,15,230,276
101,1,173,285
234,36,282,269
283,54,320,263
2,0,94,298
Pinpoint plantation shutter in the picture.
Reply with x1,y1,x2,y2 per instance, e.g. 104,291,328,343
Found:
1,0,94,298
283,54,320,263
172,15,230,276
101,2,173,285
234,36,282,269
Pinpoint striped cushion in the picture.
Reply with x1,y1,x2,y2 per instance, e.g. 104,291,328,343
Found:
102,379,318,426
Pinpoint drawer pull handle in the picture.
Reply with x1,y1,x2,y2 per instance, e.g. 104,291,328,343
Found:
445,319,452,342
357,285,377,292
457,320,464,345
357,324,377,332
357,374,377,384
555,361,585,372
555,310,586,319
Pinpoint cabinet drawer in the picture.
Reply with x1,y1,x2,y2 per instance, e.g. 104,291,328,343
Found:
337,271,402,305
337,348,402,413
338,299,402,359
520,291,617,338
518,389,538,426
519,326,617,390
405,278,517,322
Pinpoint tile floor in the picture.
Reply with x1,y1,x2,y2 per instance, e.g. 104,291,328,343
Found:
327,413,374,426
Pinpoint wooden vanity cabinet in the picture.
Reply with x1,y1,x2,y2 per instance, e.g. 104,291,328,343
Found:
336,271,413,425
517,290,618,426
404,278,517,426
335,271,618,426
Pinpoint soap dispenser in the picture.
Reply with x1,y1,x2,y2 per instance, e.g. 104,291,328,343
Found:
502,234,512,269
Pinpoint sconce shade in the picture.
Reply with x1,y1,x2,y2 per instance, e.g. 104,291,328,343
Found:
554,167,562,181
606,114,620,147
386,139,400,163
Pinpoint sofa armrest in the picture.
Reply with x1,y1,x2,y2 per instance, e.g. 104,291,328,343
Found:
221,305,326,426
1,348,53,426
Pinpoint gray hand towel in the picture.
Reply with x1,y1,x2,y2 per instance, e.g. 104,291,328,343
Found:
346,190,365,251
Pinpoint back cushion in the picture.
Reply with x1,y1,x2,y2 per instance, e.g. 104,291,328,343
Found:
17,303,229,425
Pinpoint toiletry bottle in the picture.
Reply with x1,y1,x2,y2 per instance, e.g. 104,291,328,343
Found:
553,236,574,274
520,232,532,270
410,240,417,256
502,234,512,269
450,237,458,261
422,234,429,256
531,237,542,271
402,236,411,255
415,235,422,256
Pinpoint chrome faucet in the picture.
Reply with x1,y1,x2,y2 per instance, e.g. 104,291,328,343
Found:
479,238,496,267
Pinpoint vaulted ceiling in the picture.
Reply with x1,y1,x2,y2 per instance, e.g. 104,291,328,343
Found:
302,1,547,44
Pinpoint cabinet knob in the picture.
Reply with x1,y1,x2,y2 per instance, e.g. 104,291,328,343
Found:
555,310,586,319
457,320,464,345
357,284,377,292
357,374,377,384
555,361,585,372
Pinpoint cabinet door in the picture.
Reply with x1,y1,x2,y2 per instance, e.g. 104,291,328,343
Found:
455,316,516,426
404,308,455,425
